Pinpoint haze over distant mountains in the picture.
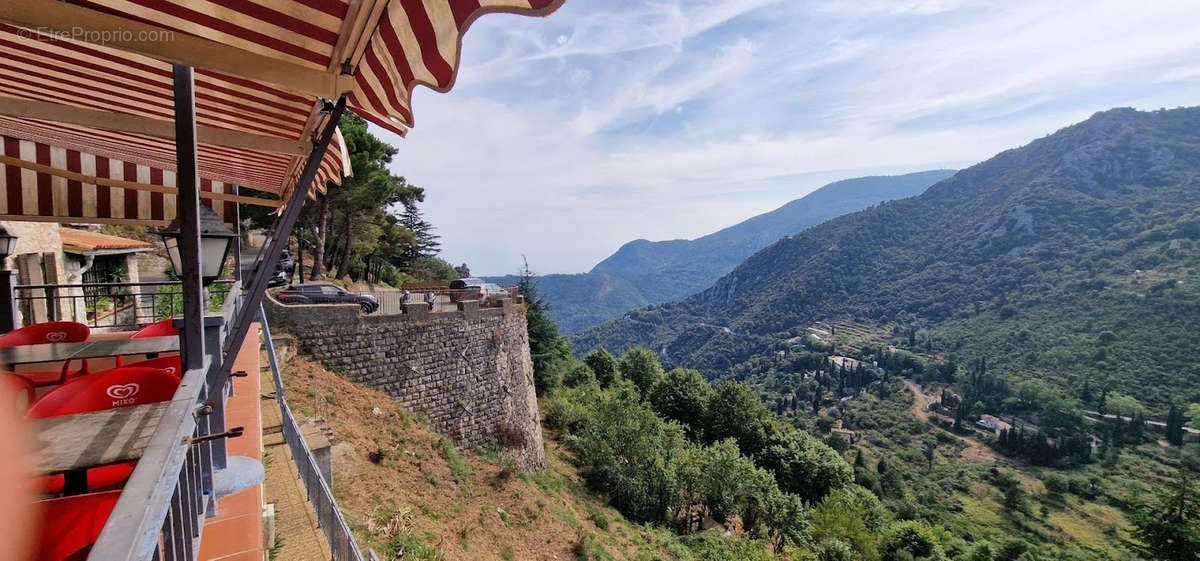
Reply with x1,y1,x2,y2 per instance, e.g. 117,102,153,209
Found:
489,170,954,333
574,107,1200,409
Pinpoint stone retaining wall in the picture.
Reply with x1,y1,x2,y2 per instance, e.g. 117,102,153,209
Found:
263,296,546,471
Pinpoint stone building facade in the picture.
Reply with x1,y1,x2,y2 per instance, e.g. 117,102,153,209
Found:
263,297,546,471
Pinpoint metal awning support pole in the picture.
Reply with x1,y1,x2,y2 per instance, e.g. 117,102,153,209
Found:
173,64,204,372
232,185,242,283
173,63,221,512
220,96,345,375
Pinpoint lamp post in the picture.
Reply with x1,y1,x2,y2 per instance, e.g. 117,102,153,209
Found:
159,204,237,287
0,225,18,333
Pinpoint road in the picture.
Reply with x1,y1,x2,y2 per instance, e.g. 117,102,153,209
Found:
904,379,998,463
1082,410,1199,434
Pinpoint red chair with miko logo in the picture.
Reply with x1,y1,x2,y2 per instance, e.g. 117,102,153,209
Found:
122,355,182,377
27,367,181,494
114,319,179,367
0,321,92,388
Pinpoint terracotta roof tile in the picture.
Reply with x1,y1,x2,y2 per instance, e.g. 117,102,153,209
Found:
60,229,154,253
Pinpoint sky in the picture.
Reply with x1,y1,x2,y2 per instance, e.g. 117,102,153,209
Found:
371,0,1200,276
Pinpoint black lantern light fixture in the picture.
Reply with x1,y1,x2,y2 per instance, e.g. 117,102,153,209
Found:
160,205,237,285
0,225,17,262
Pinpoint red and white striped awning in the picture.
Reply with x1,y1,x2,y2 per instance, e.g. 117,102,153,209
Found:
0,0,564,225
1,131,256,225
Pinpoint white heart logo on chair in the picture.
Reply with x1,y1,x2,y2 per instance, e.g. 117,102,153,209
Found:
105,383,141,400
163,366,177,375
45,331,67,343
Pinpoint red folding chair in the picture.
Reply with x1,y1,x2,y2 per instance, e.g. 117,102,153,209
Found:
131,319,178,339
123,355,182,378
33,490,121,561
0,322,92,387
28,367,181,494
115,319,179,367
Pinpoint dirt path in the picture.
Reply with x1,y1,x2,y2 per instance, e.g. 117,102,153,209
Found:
904,379,998,463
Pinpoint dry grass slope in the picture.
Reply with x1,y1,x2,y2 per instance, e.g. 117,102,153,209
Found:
280,355,687,561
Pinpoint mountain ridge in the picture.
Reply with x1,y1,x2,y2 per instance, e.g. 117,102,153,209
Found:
492,169,954,333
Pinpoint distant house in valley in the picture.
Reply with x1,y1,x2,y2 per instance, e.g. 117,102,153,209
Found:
976,414,1012,434
832,427,857,443
832,420,857,443
830,355,861,370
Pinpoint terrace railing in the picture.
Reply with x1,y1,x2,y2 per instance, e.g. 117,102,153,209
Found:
14,279,235,331
259,304,366,561
87,281,243,561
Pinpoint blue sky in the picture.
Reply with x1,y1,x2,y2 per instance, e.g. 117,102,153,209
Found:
372,0,1200,275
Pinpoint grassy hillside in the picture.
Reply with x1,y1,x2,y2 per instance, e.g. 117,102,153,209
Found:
575,107,1200,410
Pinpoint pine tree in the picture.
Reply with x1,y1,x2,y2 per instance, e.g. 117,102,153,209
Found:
1130,462,1200,561
398,201,440,268
518,259,571,395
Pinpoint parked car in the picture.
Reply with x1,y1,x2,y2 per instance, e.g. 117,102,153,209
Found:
448,278,508,305
276,249,295,274
266,271,289,287
275,283,379,313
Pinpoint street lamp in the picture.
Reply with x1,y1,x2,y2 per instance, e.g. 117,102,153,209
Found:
0,225,17,263
0,225,18,332
160,205,237,285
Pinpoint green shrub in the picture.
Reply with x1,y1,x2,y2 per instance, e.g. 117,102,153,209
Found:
1041,473,1069,494
583,348,620,387
881,520,944,561
814,538,854,561
562,361,597,388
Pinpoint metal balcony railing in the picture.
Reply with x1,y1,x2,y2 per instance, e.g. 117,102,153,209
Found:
86,281,244,561
14,279,235,331
260,304,365,561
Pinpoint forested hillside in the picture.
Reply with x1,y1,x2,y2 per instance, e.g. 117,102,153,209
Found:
492,170,952,333
575,107,1200,410
483,272,652,332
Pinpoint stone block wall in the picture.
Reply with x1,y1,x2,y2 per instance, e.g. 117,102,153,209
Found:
264,297,546,471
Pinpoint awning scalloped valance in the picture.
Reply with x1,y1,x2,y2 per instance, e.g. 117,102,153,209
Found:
0,0,565,225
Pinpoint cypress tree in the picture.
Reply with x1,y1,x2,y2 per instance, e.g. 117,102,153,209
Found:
1165,403,1185,446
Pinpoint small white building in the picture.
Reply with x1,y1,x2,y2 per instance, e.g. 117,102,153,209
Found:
976,414,1012,434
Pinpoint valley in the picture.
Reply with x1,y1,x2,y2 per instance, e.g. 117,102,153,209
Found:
553,107,1200,561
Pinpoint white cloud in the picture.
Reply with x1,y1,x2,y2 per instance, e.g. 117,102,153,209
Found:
382,0,1200,275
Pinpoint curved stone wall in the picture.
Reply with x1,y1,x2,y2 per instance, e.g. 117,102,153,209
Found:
263,297,546,471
